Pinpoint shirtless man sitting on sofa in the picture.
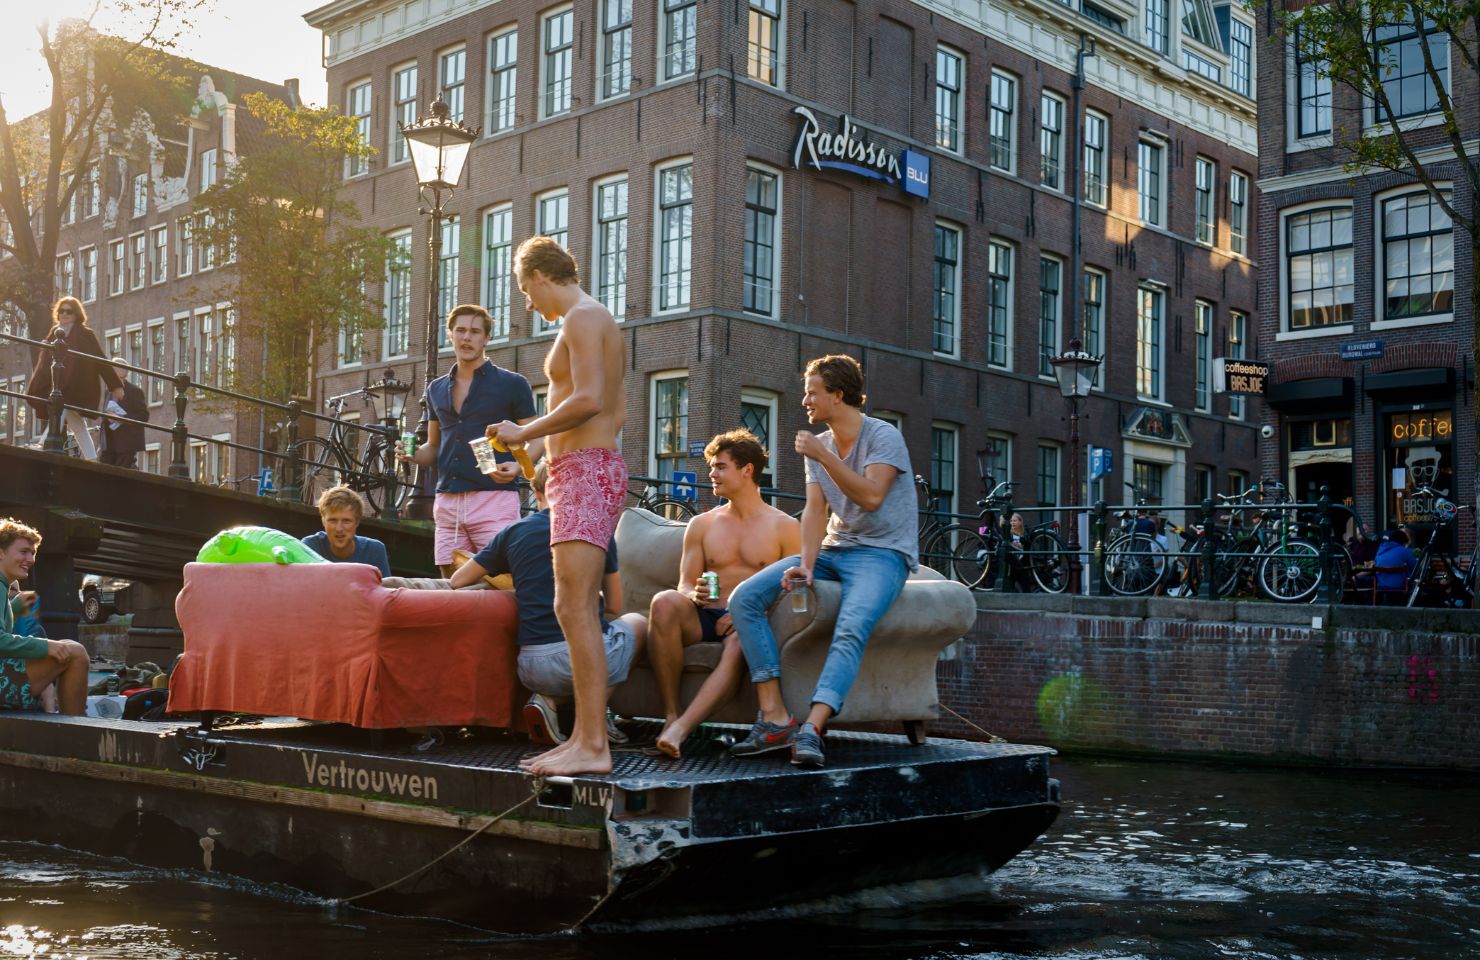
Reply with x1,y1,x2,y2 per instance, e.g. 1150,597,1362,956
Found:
646,429,799,758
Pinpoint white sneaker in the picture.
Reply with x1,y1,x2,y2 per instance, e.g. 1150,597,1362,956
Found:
606,711,629,745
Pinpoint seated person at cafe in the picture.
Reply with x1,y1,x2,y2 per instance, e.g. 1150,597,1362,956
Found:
301,486,392,577
647,429,800,759
0,519,90,716
1374,529,1418,593
449,461,646,745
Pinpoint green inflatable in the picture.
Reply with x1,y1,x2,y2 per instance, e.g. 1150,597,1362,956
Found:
196,526,329,566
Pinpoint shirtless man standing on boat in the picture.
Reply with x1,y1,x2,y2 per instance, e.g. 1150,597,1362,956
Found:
488,236,626,777
647,429,799,758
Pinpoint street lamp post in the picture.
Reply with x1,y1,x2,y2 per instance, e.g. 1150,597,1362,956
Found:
1049,337,1102,592
398,93,479,520
365,367,412,520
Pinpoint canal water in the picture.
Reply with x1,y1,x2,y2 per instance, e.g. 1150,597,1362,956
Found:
1,757,1475,959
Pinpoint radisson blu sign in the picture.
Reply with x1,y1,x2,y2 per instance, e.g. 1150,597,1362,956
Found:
791,106,930,200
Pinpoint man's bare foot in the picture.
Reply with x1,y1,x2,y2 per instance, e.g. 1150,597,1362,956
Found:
656,719,690,759
520,740,571,768
526,740,611,776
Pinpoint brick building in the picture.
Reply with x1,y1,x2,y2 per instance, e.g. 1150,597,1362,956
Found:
305,0,1261,519
1255,15,1476,534
0,62,298,485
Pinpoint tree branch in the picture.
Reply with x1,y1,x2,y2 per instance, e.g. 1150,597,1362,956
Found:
1404,0,1480,214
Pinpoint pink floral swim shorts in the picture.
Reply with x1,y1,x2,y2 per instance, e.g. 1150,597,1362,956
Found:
547,447,628,549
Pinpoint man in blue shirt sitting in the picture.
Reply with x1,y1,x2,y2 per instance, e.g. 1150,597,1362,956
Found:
301,486,392,577
449,460,646,745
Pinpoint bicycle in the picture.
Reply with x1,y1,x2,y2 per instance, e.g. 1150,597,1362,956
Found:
630,479,696,521
1103,507,1168,596
1405,486,1476,608
295,388,412,517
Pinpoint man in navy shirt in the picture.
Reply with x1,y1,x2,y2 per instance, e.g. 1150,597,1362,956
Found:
401,304,538,575
449,460,646,746
301,486,392,576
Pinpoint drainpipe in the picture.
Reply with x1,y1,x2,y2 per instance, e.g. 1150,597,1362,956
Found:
1069,34,1097,352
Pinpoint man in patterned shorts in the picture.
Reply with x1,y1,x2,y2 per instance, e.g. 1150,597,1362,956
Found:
489,236,627,777
0,519,90,715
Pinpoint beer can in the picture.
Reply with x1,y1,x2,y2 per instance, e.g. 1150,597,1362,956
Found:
400,432,416,457
701,571,720,601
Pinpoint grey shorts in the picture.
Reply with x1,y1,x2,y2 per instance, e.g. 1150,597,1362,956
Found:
517,619,638,698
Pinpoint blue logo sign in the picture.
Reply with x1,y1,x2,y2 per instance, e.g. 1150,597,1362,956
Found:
1089,448,1113,482
1340,339,1384,361
901,150,930,199
671,471,698,503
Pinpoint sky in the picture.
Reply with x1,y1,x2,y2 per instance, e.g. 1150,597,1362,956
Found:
0,0,329,119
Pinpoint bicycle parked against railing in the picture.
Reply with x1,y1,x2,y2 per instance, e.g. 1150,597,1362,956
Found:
629,479,696,521
1405,486,1476,608
296,388,411,516
924,478,1067,592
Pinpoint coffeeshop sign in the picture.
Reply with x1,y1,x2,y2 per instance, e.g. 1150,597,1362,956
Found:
791,106,930,200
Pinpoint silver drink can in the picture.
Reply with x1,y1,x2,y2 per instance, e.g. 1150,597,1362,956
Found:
701,571,720,601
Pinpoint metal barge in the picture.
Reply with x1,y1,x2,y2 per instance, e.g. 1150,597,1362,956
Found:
0,713,1059,933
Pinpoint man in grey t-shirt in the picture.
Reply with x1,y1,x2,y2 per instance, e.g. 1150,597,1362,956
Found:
728,354,917,768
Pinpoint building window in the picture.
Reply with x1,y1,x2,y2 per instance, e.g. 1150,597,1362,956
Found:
1371,19,1448,121
1038,256,1061,377
1194,299,1212,411
989,71,1016,172
1083,111,1108,207
743,165,778,317
150,225,167,284
1138,139,1164,226
176,217,194,277
740,389,779,489
81,164,99,218
1229,18,1252,96
930,424,958,514
748,0,782,86
198,148,217,193
144,445,161,474
1083,268,1105,386
391,64,417,164
1183,49,1222,83
79,247,97,302
384,230,412,358
601,0,634,98
1195,465,1214,505
536,188,569,329
1228,310,1246,419
987,240,1012,369
437,216,460,350
196,213,216,271
1382,190,1453,321
346,80,371,176
932,222,961,356
1133,460,1165,505
542,8,574,117
1040,92,1065,190
651,372,689,482
935,47,963,153
1036,443,1060,507
54,255,74,298
339,313,363,367
663,0,698,80
145,320,165,403
595,176,628,321
1145,0,1169,54
483,204,513,339
1195,157,1215,246
489,30,518,133
194,311,216,388
131,174,148,218
1286,206,1353,329
1294,25,1331,137
1136,284,1163,400
437,47,465,124
175,315,191,377
657,162,694,312
1229,171,1249,256
108,240,125,295
130,233,147,290
125,325,144,369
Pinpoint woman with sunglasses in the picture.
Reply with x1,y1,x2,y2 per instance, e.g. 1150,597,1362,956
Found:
24,297,124,460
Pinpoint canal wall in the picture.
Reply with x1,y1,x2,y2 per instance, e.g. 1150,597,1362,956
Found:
934,595,1480,770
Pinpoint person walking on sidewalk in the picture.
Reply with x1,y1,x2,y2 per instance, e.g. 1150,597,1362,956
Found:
25,297,124,461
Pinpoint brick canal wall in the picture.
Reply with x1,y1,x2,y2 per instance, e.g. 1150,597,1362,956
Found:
933,595,1480,770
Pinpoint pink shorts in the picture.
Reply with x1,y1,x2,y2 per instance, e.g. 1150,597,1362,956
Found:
547,448,628,549
433,489,521,565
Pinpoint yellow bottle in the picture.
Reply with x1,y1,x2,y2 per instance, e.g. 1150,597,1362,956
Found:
490,437,536,480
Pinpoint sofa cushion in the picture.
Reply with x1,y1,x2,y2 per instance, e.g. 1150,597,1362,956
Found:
614,507,686,612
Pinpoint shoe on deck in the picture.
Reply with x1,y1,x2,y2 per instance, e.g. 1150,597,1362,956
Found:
523,693,568,746
606,712,629,745
729,712,798,757
791,722,825,768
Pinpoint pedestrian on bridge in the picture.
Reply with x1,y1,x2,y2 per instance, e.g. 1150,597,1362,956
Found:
24,297,124,461
100,359,149,469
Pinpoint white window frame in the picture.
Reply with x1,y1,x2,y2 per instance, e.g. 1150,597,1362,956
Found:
482,202,514,340
740,388,780,489
1040,91,1066,192
747,0,783,88
934,46,964,154
654,158,694,315
55,253,75,299
144,442,162,475
146,318,166,405
1036,441,1061,508
436,215,461,353
176,217,193,277
390,62,418,166
439,45,467,124
1135,282,1166,402
1286,22,1334,151
1194,156,1216,246
1083,266,1107,389
149,224,168,284
108,239,126,296
1138,137,1166,227
593,174,629,322
79,246,97,303
1037,253,1063,379
383,228,413,359
1229,170,1249,257
931,220,962,359
535,187,570,332
123,322,144,374
1083,110,1109,208
1229,15,1254,97
1276,199,1355,340
1372,183,1456,330
541,6,574,119
1227,309,1246,420
487,28,519,134
648,369,690,480
199,147,218,193
742,161,781,319
346,78,372,177
986,239,1014,370
661,0,698,81
1194,299,1213,411
129,231,147,291
131,173,148,218
600,0,635,99
930,422,960,517
988,69,1017,174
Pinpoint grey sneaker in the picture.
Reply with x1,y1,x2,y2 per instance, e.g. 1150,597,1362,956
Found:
523,693,567,746
606,711,629,745
729,712,798,757
791,722,825,768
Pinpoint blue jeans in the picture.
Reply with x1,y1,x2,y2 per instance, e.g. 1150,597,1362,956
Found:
730,546,910,714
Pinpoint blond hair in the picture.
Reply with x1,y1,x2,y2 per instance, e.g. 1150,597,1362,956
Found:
514,236,579,285
316,485,367,521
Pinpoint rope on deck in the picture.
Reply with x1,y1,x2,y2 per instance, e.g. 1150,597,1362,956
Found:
939,703,1006,743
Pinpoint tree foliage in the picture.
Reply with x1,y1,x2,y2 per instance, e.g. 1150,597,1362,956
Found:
190,92,395,405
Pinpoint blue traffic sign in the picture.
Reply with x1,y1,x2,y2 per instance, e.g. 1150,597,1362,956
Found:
672,471,698,503
256,467,275,496
1089,447,1113,481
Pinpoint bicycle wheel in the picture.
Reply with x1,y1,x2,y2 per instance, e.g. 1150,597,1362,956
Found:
295,438,340,506
1104,534,1165,596
918,526,954,576
647,496,695,522
1213,537,1251,597
928,525,987,587
1257,539,1323,603
361,441,412,517
1028,530,1068,594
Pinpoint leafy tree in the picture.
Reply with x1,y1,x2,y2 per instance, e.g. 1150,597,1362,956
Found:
1278,1,1478,514
190,91,394,406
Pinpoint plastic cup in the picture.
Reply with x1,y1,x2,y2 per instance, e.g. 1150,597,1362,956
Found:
790,586,809,614
469,436,499,475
